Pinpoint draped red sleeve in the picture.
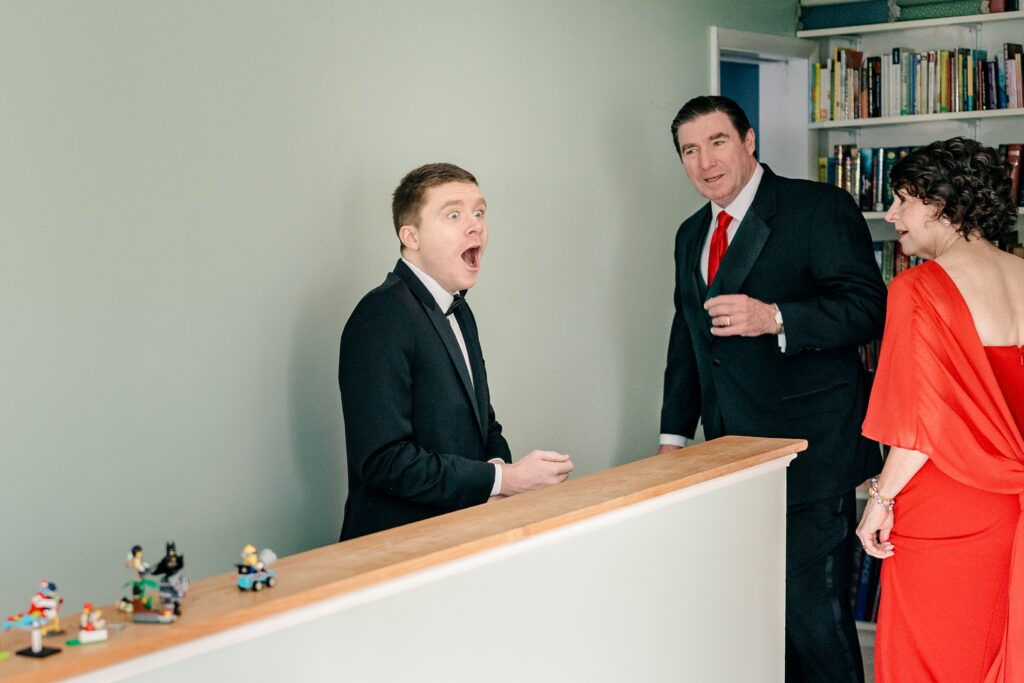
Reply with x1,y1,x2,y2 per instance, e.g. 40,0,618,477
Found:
863,261,1024,490
861,260,1024,682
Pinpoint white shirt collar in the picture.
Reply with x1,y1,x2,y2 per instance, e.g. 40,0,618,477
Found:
401,258,455,313
711,163,763,224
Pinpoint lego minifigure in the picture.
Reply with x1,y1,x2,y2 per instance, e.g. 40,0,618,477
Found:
74,603,108,644
236,545,278,591
152,542,190,617
119,545,175,623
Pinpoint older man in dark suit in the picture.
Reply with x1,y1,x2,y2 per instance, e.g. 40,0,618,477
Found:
658,96,886,682
338,163,572,541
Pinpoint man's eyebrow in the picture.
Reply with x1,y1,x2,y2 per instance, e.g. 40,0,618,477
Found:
682,131,731,152
440,198,486,212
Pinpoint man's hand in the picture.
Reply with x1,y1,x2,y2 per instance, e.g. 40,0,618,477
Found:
500,450,573,496
657,444,683,455
704,294,778,337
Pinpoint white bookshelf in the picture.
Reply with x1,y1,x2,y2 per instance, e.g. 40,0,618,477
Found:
810,107,1024,130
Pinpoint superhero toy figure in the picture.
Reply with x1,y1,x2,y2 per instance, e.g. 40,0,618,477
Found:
152,542,190,617
118,545,175,624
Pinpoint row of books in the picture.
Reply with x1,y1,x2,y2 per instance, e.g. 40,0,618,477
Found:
860,338,881,373
871,232,1024,292
810,43,1024,121
874,238,926,285
820,143,1024,212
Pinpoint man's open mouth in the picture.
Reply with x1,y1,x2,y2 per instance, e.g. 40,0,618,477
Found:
462,246,482,269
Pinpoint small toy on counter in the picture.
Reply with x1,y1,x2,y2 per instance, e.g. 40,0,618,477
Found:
3,581,64,658
152,542,190,617
66,603,108,646
29,581,64,636
236,545,278,591
118,545,176,623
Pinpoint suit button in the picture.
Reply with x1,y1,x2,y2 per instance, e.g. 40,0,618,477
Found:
712,359,721,367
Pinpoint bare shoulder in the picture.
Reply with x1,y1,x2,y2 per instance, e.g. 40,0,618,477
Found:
939,246,1024,345
996,248,1024,278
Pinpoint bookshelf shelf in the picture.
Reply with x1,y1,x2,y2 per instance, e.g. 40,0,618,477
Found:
797,10,1024,38
809,108,1024,130
864,212,1024,223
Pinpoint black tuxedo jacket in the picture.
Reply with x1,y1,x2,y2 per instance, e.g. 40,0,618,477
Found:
338,260,512,540
661,166,887,504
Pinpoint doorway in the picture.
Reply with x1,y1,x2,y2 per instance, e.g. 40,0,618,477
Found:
710,27,819,180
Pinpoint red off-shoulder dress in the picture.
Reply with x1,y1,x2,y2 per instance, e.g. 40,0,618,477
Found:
862,261,1024,682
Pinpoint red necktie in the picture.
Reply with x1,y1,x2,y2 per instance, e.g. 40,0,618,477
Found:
707,210,732,285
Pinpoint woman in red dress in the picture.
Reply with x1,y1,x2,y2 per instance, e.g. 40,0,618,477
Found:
857,137,1023,682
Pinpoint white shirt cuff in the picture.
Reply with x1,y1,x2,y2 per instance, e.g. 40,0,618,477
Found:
659,434,688,448
777,333,787,353
490,461,503,496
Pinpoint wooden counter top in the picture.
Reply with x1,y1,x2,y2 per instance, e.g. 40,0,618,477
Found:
0,435,805,682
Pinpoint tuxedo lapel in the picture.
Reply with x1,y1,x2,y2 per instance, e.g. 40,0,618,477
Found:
393,262,482,431
708,166,778,297
683,205,713,341
454,304,488,436
685,204,710,289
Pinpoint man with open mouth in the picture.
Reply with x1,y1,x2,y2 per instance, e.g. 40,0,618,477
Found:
338,163,573,541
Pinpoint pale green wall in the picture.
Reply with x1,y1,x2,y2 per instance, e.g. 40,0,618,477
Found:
0,1,795,616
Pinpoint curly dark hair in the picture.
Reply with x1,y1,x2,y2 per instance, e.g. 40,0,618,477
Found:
889,137,1018,240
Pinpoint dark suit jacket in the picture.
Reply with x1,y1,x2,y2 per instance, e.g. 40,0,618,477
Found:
661,165,886,504
338,260,512,540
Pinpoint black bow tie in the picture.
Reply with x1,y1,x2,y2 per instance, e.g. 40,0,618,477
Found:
445,293,467,317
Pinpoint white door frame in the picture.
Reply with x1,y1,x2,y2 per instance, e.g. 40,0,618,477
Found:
710,27,821,180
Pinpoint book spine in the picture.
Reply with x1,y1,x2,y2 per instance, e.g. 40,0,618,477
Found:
1011,55,1019,108
939,50,950,113
900,50,910,115
874,148,884,212
822,62,832,120
986,61,997,110
874,57,882,118
1008,145,1022,210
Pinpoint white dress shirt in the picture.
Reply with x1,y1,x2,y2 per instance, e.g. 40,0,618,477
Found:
401,258,502,495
